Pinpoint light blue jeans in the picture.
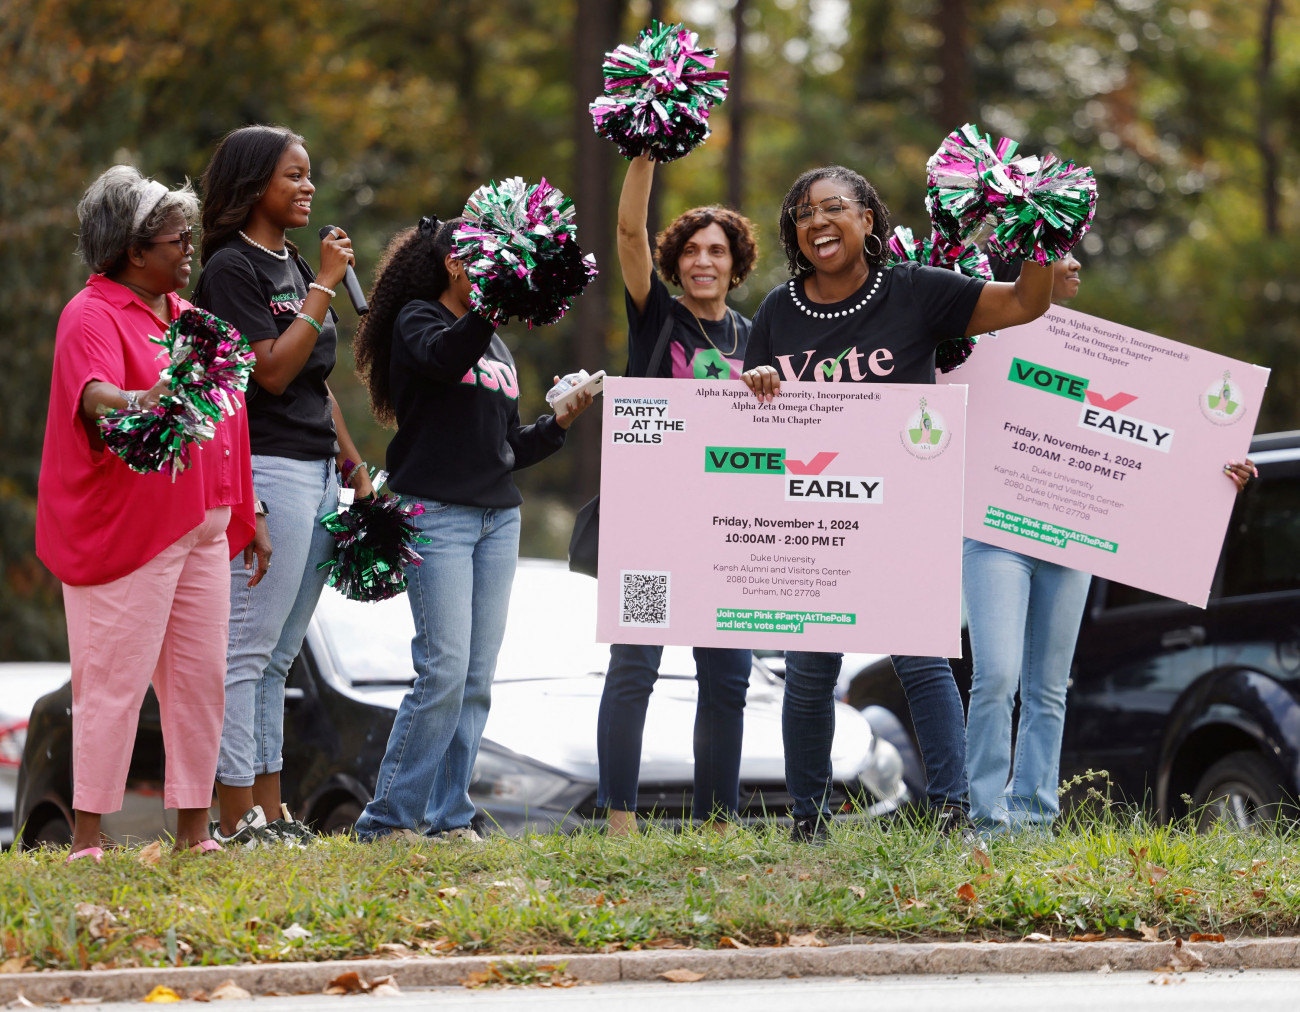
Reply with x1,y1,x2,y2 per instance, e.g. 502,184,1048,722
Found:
355,500,520,839
962,538,1092,831
217,455,338,787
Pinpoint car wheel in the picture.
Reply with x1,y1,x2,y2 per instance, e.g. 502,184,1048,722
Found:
28,811,73,848
316,800,363,836
1192,751,1291,832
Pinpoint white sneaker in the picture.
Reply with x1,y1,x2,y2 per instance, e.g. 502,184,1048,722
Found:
210,805,270,849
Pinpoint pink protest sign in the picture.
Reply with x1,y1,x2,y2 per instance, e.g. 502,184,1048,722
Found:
595,378,968,655
942,307,1269,606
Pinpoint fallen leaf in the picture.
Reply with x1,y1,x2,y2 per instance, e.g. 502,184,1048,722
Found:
589,893,606,907
375,943,414,958
644,937,689,949
74,904,118,941
281,923,312,941
436,887,461,900
1139,925,1161,942
324,972,368,995
1189,933,1225,943
690,867,707,874
1145,865,1168,883
900,898,928,910
534,879,551,891
797,873,811,881
658,969,705,983
416,937,456,953
1151,973,1182,986
188,990,209,1002
142,986,181,1003
208,982,251,1001
1252,889,1268,899
787,933,826,948
717,937,748,949
1168,938,1206,972
134,937,163,952
459,970,498,989
970,848,993,871
736,874,749,882
1096,963,1113,975
370,976,401,997
847,885,866,900
0,957,30,974
956,883,977,903
1070,933,1106,942
1023,933,1053,943
137,842,164,867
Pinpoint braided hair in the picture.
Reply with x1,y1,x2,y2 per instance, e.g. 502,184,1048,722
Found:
353,216,462,426
778,166,891,278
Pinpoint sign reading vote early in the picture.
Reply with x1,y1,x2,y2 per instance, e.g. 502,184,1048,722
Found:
595,378,968,655
943,308,1269,606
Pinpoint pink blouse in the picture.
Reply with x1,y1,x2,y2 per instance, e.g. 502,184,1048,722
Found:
37,274,257,586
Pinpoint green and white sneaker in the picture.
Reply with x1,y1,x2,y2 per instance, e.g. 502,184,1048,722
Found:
210,805,271,850
265,804,317,846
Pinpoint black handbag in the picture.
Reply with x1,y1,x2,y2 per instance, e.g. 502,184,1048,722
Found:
568,316,675,578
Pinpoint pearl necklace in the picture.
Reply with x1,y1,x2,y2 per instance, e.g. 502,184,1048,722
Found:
238,230,290,261
788,269,883,319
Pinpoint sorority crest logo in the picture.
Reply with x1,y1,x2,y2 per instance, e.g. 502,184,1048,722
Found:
1201,370,1246,426
901,397,951,459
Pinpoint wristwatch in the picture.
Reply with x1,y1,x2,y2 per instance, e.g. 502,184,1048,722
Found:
254,500,269,517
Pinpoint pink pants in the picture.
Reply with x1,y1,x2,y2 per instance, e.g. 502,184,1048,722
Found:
63,507,232,813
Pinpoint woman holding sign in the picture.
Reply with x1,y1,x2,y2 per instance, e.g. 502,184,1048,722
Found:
741,165,1055,841
962,255,1257,834
597,154,760,835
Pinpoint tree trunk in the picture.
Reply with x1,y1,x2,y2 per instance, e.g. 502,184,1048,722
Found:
726,0,748,211
1257,0,1282,236
570,0,625,499
935,0,970,128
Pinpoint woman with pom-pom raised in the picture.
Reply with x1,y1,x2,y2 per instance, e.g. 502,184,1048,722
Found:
597,154,761,836
37,166,262,860
741,166,1055,842
350,216,594,841
193,125,375,847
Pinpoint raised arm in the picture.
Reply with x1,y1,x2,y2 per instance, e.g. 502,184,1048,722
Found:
964,260,1054,337
617,155,656,312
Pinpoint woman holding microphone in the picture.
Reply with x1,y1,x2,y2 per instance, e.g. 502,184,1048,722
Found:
194,124,374,847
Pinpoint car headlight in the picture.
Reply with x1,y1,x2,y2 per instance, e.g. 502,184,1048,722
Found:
857,737,906,803
469,749,581,809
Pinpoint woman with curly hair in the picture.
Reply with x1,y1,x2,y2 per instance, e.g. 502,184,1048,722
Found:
597,154,760,835
350,216,593,841
742,165,1056,842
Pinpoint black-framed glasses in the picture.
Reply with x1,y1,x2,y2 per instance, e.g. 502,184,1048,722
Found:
148,228,195,249
788,196,863,228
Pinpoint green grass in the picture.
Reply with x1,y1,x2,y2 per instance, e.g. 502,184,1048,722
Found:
2,810,1298,972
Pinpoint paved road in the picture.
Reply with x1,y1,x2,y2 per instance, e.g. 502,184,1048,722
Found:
82,968,1299,1011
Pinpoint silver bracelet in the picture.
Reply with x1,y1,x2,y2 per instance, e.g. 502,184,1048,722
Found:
124,389,141,411
309,282,336,298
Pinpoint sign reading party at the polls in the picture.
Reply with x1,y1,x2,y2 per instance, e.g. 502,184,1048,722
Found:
943,307,1269,607
594,378,968,656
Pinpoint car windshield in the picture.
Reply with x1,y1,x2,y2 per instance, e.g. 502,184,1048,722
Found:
313,559,702,684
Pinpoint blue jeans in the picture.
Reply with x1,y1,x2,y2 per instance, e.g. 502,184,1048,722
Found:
218,455,337,786
596,643,752,821
963,538,1092,830
783,651,968,822
355,501,520,839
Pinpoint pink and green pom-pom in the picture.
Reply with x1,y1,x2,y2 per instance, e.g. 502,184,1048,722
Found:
318,474,430,602
98,308,254,479
589,21,729,163
925,123,1096,265
888,226,993,373
453,176,598,328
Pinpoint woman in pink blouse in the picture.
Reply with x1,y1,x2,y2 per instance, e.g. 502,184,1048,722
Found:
36,165,268,860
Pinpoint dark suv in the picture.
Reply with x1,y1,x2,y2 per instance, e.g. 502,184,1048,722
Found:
845,430,1300,828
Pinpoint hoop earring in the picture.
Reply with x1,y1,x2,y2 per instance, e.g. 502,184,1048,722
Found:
795,251,815,273
864,232,883,258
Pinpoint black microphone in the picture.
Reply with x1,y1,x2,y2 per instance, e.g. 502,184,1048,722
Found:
319,226,368,315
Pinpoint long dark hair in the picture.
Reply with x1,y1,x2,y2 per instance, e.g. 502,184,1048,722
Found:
199,124,304,263
353,216,462,426
778,166,891,278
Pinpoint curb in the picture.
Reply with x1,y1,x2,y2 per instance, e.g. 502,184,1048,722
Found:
2,938,1298,1004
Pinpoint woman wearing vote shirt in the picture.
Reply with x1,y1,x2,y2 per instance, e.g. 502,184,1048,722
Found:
194,124,375,847
962,253,1257,835
741,165,1055,841
597,154,760,835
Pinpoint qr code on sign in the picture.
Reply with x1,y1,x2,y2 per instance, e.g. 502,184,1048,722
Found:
619,570,670,627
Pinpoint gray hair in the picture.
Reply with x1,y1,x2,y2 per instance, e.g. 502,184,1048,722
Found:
75,165,200,274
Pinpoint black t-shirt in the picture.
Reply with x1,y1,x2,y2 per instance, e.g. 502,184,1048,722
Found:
385,300,565,508
192,239,339,459
626,270,751,379
742,261,985,384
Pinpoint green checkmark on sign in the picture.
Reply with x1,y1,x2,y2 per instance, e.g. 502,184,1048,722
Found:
821,346,853,379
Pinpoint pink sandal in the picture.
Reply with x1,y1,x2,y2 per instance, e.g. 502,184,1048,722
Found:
188,839,223,855
66,846,105,864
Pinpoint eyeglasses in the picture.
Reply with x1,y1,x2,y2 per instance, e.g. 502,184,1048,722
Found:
148,228,194,249
788,196,863,228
